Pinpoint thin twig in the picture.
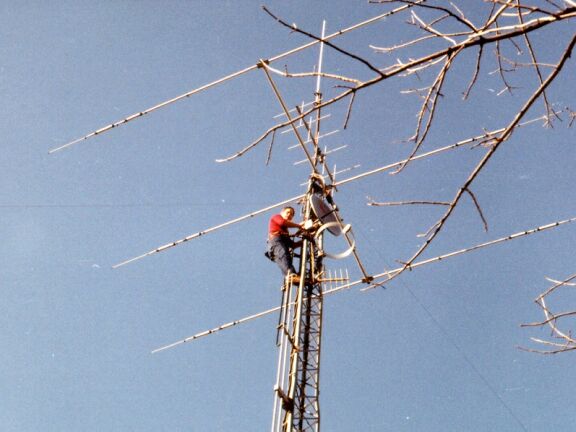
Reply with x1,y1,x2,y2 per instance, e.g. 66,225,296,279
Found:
343,91,357,130
265,129,276,165
464,188,489,232
462,45,484,100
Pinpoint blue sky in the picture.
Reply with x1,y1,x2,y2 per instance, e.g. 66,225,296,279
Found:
1,2,575,431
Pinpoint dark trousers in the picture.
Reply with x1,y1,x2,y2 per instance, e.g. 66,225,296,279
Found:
266,236,297,276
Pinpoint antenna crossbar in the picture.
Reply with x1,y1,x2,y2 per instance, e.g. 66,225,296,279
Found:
287,130,338,149
281,115,331,136
294,145,346,166
275,101,315,119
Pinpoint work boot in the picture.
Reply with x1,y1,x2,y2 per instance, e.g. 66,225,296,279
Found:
289,274,301,285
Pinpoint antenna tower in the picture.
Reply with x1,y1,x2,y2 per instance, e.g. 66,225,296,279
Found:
269,22,328,431
48,6,576,430
267,22,363,432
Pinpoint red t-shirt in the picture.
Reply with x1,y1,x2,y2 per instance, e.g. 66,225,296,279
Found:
269,214,289,236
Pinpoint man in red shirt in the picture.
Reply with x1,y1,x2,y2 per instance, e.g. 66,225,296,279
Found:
266,206,304,283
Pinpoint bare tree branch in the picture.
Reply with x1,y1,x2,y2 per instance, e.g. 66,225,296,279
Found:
265,63,363,85
515,0,561,123
388,32,576,283
220,5,574,162
521,273,576,353
367,198,451,206
394,47,462,173
262,6,385,78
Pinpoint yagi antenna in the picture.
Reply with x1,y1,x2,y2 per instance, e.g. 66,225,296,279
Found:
151,215,576,353
112,116,547,268
48,5,414,154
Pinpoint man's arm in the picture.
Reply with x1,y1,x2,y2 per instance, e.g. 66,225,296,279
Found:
285,220,304,229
